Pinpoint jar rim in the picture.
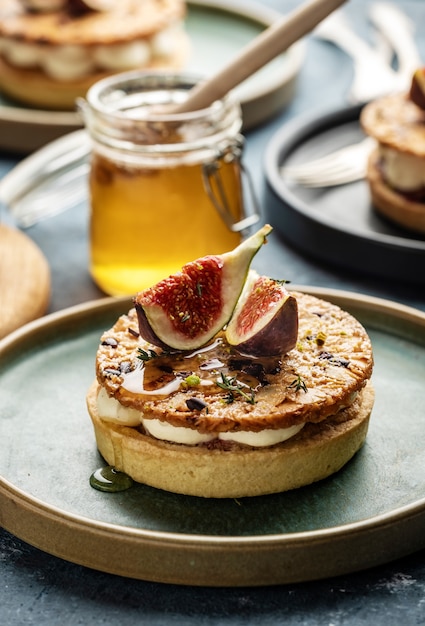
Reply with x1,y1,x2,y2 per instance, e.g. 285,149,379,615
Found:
84,70,235,123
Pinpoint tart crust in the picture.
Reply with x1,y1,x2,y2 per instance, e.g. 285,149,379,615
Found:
86,379,374,498
366,149,425,234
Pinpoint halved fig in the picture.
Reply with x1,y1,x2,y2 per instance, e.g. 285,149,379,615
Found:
409,68,425,110
134,224,273,351
225,270,298,357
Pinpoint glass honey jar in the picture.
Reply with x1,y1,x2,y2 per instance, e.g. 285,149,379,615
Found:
79,71,259,296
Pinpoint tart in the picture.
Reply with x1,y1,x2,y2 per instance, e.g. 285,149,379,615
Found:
87,291,374,498
0,0,190,109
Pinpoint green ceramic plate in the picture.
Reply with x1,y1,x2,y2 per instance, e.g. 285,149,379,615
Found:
1,287,425,586
0,0,304,152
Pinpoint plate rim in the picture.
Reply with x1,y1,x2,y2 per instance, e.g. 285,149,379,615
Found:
264,103,425,253
1,287,425,585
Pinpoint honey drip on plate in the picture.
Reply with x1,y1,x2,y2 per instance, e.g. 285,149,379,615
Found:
90,466,134,492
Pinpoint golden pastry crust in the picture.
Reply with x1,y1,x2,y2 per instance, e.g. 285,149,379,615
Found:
0,0,186,45
86,379,374,498
366,149,425,234
360,93,425,157
95,292,374,433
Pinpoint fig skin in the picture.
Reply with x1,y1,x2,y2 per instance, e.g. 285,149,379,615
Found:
225,271,299,357
134,225,273,351
409,68,425,110
135,306,176,351
229,295,298,357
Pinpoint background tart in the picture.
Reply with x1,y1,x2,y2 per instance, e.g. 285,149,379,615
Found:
0,0,189,109
360,93,425,234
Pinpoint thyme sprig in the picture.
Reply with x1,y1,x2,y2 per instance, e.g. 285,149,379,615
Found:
137,348,160,362
137,346,175,362
272,277,291,285
288,374,308,393
216,372,256,405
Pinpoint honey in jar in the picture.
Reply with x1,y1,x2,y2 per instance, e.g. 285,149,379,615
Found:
80,72,258,296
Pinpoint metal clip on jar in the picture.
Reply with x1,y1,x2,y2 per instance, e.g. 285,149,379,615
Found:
79,72,259,296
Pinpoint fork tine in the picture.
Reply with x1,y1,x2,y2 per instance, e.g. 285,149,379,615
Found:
280,137,375,187
291,167,367,187
282,137,373,175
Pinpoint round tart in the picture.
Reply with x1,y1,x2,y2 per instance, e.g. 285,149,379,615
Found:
360,93,425,234
0,0,190,109
87,291,375,498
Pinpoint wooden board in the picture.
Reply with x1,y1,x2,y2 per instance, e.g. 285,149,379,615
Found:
0,224,50,338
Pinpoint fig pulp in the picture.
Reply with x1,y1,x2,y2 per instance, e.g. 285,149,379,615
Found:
134,224,273,351
225,270,298,357
409,68,425,110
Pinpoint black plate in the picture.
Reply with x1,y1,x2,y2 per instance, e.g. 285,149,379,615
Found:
264,104,425,285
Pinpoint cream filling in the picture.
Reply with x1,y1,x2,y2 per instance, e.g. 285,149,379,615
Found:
96,387,305,447
0,21,183,81
121,366,214,396
379,144,425,192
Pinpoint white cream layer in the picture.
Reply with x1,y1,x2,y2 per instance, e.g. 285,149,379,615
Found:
0,21,183,81
379,144,425,192
96,387,305,447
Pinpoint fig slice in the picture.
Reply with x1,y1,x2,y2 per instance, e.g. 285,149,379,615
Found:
225,270,298,357
409,68,425,110
134,224,273,351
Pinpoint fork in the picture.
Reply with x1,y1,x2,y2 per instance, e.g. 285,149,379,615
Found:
314,11,405,105
315,4,419,104
282,2,420,189
281,136,375,187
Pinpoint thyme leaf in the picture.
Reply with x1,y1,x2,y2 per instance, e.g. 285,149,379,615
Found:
216,372,256,405
288,374,308,393
272,277,291,285
137,348,160,362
